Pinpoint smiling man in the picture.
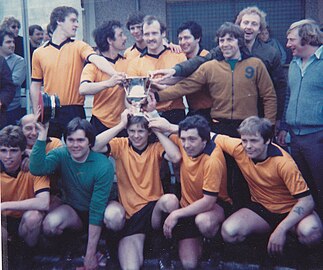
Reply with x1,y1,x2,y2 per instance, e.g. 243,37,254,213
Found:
30,6,120,139
215,116,322,256
156,22,276,137
1,125,50,247
92,109,181,270
148,115,232,269
29,118,114,270
278,19,323,219
177,21,212,122
127,15,187,124
80,20,128,135
152,6,286,130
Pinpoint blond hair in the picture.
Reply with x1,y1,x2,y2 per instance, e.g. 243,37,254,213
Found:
235,6,267,32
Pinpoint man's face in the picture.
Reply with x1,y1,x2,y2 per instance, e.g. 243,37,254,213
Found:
143,20,164,54
219,33,240,60
127,123,149,150
30,29,44,46
66,129,90,162
241,133,269,161
110,27,127,52
0,146,23,172
9,23,20,37
58,13,79,38
180,128,206,157
0,35,15,56
286,28,305,58
21,117,39,148
129,23,143,43
178,29,200,57
239,13,261,43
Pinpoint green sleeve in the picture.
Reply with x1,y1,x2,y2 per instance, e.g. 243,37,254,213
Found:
89,158,115,226
30,140,61,176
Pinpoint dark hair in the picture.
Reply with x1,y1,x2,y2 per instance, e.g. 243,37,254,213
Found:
238,116,273,143
126,115,149,130
29,24,43,36
64,117,95,147
178,115,210,142
0,125,26,151
0,30,14,46
93,20,122,52
46,23,53,37
177,21,202,42
143,15,166,34
126,12,145,30
216,22,245,49
50,6,78,32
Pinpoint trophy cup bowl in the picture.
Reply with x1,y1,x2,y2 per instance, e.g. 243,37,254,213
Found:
38,92,61,124
123,76,151,115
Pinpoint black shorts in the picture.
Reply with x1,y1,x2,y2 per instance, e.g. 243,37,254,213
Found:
90,115,128,137
159,109,185,125
1,215,21,236
120,201,157,237
48,105,86,139
172,199,233,240
244,201,288,229
73,208,89,231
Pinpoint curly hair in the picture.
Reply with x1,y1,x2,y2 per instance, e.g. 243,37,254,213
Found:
93,20,122,52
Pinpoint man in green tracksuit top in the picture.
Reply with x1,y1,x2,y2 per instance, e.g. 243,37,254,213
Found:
30,117,114,270
156,22,276,138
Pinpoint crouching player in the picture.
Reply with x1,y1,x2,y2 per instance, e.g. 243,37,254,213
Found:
149,115,232,269
1,125,50,247
92,109,181,270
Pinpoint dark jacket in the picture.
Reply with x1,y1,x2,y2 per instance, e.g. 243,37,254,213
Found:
0,56,16,110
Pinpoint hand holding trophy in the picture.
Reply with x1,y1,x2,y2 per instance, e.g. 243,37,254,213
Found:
123,76,151,115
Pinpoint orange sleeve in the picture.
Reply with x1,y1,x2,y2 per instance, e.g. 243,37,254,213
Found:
33,175,50,194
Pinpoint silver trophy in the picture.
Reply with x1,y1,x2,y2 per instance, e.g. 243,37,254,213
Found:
123,76,151,115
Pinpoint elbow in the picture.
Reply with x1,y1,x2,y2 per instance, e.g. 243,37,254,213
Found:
171,153,182,164
79,85,86,96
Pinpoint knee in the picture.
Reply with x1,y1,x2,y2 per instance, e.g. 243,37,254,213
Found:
180,257,199,270
20,211,44,231
42,213,63,235
297,224,323,246
221,220,243,243
104,206,125,231
195,215,219,238
159,194,179,213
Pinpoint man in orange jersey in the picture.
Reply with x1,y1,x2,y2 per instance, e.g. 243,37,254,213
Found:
124,12,146,61
215,116,322,256
92,109,181,270
124,12,182,62
177,21,212,122
19,114,62,196
148,114,232,269
80,20,127,135
127,15,187,125
1,125,50,247
30,6,121,139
